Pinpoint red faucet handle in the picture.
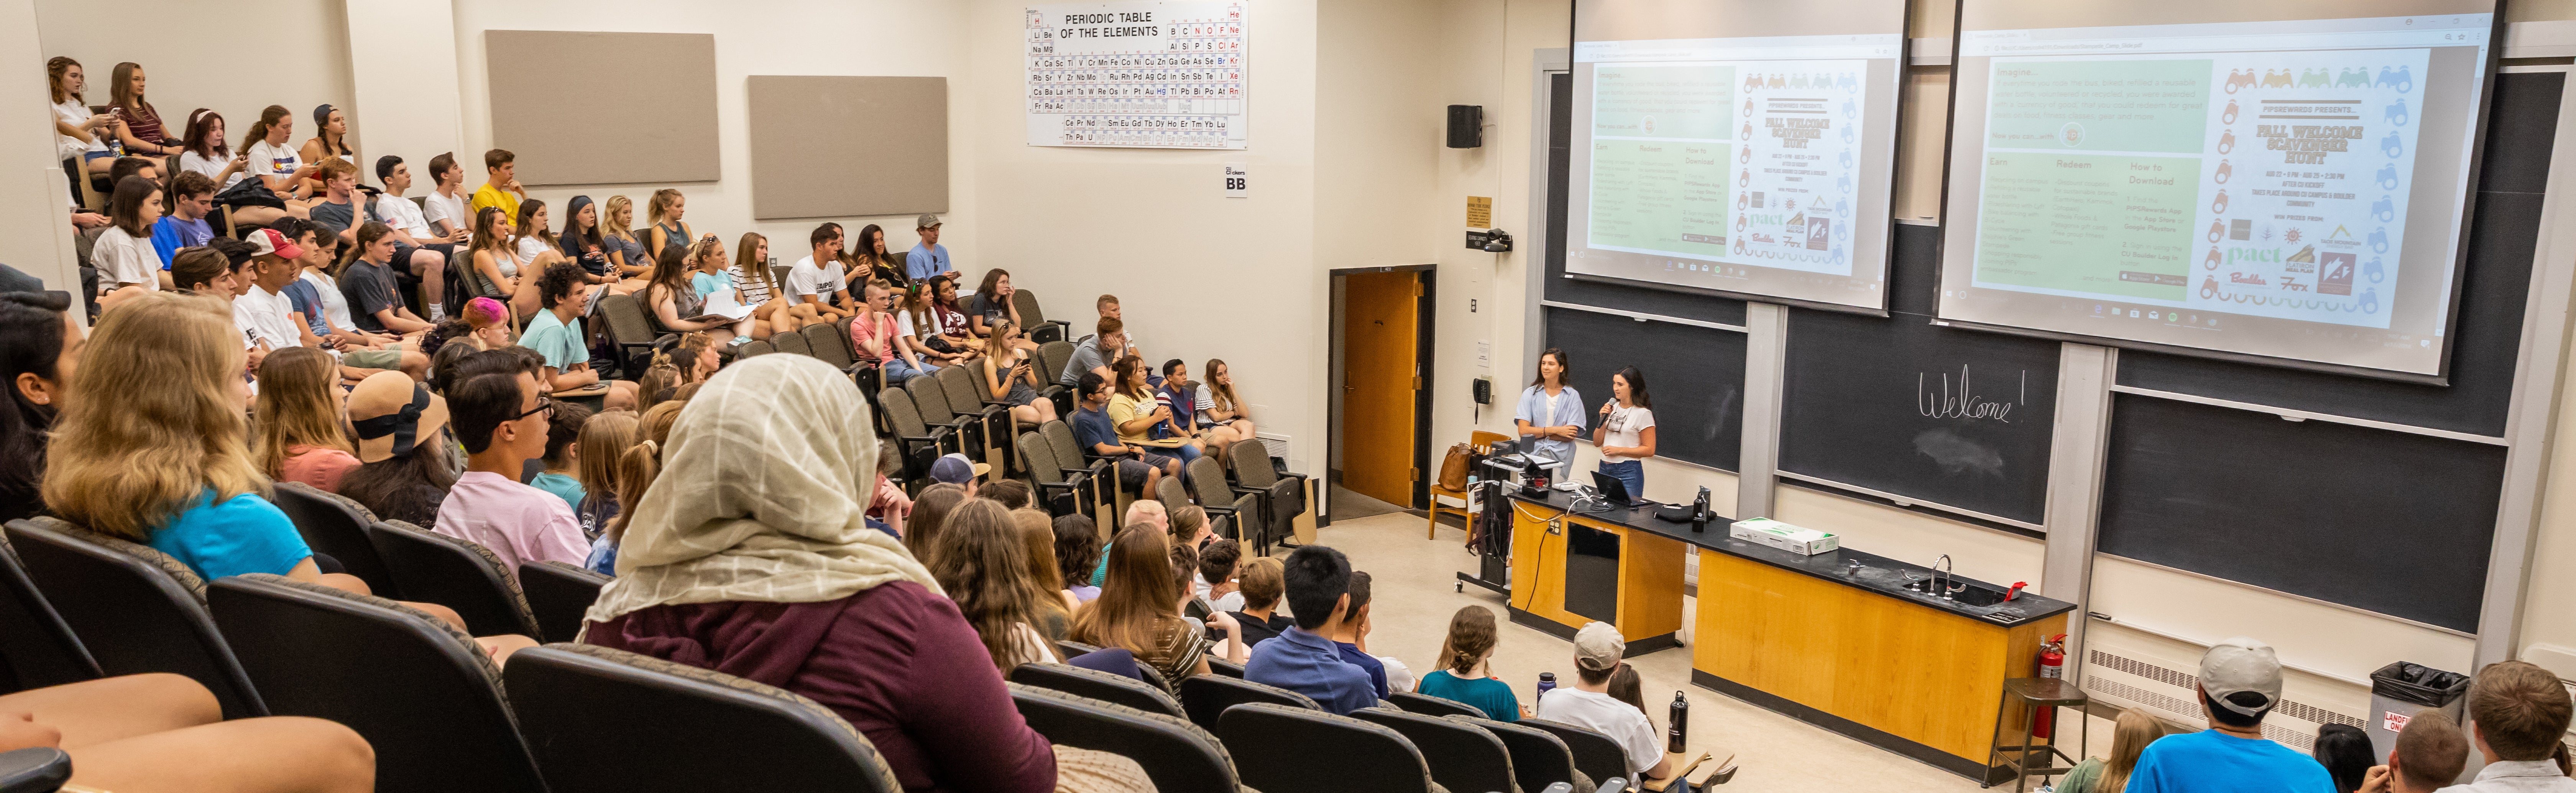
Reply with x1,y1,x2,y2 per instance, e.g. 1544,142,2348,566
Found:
2004,581,2029,601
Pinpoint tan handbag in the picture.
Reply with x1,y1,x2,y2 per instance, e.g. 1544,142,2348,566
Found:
1438,443,1472,491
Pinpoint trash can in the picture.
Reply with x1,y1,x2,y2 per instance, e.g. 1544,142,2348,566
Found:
2367,662,2471,762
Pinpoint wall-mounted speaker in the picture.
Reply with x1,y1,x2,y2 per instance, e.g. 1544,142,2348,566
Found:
1447,105,1483,148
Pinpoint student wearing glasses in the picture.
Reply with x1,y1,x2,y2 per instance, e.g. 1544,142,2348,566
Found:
433,354,589,577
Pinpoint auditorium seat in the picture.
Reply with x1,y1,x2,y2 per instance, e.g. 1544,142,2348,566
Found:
208,574,544,793
1387,690,1486,719
906,375,988,462
1016,432,1098,518
1206,657,1245,679
518,561,610,644
503,643,904,793
1012,289,1071,344
270,482,401,598
1226,439,1308,554
735,339,773,358
1186,456,1250,538
595,293,661,377
1354,706,1520,793
0,528,99,691
1524,717,1633,790
363,520,541,638
877,387,959,492
1178,673,1317,731
4,517,265,718
1216,703,1438,793
769,327,813,357
805,321,859,372
1449,714,1593,793
1008,662,1183,719
935,365,1014,468
1008,683,1244,793
1045,420,1128,526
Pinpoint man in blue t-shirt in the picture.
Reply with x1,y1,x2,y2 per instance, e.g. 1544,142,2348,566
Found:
1072,372,1177,497
151,172,218,267
905,213,958,283
1244,545,1377,715
2126,637,2336,793
1329,570,1390,699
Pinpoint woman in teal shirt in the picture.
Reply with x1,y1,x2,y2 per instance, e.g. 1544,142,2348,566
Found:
1414,605,1524,722
41,293,533,660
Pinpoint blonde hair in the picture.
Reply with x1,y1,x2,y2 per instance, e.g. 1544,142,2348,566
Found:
575,410,640,497
2098,709,2169,793
602,196,635,242
647,189,682,226
606,401,684,543
43,294,264,540
252,347,353,479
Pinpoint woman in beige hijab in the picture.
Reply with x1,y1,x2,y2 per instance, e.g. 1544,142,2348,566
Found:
580,354,1149,793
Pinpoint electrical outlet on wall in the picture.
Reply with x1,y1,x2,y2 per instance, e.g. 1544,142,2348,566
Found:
1470,298,1478,313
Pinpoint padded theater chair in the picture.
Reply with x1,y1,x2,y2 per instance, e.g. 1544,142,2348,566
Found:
1451,714,1594,793
1178,673,1318,731
769,327,814,357
1008,662,1183,719
269,482,400,598
1037,340,1077,418
905,375,989,466
879,386,962,492
1206,658,1245,679
935,365,1014,470
503,643,903,793
1226,438,1308,555
518,561,610,644
1009,682,1244,793
1012,289,1072,344
4,517,264,718
363,520,542,639
207,574,544,793
1387,690,1486,719
0,531,99,691
735,339,774,358
1525,717,1635,791
1187,456,1251,538
596,293,662,377
0,747,69,793
1355,706,1520,793
1216,703,1438,793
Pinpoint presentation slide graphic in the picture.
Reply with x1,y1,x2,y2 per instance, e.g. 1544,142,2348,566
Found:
1971,50,2426,329
1588,59,1869,276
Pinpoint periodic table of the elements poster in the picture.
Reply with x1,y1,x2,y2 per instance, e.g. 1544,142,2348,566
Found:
1025,1,1248,149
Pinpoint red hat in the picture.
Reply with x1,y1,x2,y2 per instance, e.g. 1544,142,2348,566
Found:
246,228,304,261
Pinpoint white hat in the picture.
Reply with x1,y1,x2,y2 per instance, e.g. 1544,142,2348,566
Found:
2200,637,2282,717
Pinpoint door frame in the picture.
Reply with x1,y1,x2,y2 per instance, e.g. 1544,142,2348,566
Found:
1327,263,1438,512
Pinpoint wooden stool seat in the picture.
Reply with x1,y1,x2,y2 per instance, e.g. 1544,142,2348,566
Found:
1983,676,2088,792
1428,431,1511,540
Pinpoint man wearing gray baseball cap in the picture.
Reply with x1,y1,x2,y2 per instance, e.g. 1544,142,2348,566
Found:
1533,622,1672,785
2125,637,2336,791
905,213,957,284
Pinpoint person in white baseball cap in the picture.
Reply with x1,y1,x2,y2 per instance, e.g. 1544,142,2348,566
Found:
2124,637,2336,792
1533,621,1672,785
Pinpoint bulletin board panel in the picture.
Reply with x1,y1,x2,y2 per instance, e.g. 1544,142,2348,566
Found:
485,30,721,186
747,76,949,220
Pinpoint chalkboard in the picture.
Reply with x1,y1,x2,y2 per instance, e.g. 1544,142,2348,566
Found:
2115,72,2561,436
1539,306,1746,472
2097,394,2502,632
1541,71,1750,328
1780,224,2060,526
2094,72,2560,630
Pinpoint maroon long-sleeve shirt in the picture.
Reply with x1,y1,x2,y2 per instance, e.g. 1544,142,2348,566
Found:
586,581,1056,793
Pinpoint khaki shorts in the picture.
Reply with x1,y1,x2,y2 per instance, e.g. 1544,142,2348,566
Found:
342,349,405,371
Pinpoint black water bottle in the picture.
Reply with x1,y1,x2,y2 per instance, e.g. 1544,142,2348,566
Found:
1668,690,1689,753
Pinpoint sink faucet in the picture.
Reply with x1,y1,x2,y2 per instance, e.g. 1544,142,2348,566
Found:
1932,555,1954,600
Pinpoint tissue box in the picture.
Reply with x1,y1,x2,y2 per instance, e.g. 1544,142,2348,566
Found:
1729,518,1840,556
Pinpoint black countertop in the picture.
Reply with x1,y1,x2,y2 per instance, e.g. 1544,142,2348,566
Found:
1506,490,2077,628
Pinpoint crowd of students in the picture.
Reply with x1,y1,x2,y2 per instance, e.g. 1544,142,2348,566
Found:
18,53,2575,793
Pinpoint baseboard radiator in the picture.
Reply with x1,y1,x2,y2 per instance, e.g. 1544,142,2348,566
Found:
2083,648,2365,752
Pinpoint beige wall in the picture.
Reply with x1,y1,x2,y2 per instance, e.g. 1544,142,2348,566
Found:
37,0,361,167
2,0,75,293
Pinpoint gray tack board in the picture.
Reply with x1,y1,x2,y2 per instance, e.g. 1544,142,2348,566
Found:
485,31,721,186
747,76,948,220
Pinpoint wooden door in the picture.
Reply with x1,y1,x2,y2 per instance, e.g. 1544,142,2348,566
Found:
1341,271,1420,506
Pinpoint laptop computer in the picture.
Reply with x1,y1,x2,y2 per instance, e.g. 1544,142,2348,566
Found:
1589,471,1637,510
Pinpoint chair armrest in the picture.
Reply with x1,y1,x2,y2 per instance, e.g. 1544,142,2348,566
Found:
0,747,72,793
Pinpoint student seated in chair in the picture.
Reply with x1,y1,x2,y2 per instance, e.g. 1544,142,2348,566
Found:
850,280,936,384
1535,622,1671,786
2124,637,2334,793
583,354,1151,792
2430,661,2576,793
0,674,376,793
520,262,637,420
433,365,590,576
43,294,532,661
2356,707,2467,793
1244,545,1376,715
785,223,854,322
1071,372,1178,504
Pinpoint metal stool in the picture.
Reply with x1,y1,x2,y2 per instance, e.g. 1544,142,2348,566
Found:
1983,677,2088,791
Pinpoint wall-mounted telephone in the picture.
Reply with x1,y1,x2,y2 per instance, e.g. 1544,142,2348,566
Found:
1473,377,1493,405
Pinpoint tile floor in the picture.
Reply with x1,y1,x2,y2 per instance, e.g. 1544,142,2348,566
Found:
1304,510,2116,790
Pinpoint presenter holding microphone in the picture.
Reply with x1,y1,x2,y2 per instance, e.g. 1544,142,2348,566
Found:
1514,348,1585,483
1594,366,1656,499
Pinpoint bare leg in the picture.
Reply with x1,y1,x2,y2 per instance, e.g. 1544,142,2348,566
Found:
0,674,217,749
476,634,537,666
396,350,430,382
1029,398,1058,424
1012,404,1043,426
606,380,640,411
67,715,375,793
227,206,287,229
409,248,446,309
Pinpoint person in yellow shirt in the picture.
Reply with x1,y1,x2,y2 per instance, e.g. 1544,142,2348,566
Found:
468,148,523,223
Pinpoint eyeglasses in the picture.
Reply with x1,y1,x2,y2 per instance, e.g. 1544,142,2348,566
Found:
511,396,554,422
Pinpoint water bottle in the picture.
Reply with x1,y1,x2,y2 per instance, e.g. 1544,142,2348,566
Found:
1536,672,1557,703
1668,690,1690,752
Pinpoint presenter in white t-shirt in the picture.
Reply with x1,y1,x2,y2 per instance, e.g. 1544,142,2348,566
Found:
1592,366,1656,500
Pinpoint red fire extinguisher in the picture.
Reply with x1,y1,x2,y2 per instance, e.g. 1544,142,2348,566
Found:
2035,634,2068,735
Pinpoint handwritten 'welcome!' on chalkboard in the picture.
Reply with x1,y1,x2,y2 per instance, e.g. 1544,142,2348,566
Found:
1779,230,2061,526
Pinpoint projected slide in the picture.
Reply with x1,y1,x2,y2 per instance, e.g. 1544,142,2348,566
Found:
1568,0,1907,312
1940,4,2496,378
